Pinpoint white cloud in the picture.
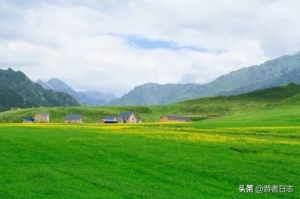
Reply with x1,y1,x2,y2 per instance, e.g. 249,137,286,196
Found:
0,0,300,96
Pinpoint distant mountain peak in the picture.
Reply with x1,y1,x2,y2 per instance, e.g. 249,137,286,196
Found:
47,78,70,88
36,79,45,83
48,78,65,83
37,78,118,105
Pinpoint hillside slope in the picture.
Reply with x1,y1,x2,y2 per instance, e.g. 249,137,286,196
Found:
0,68,80,110
111,51,300,105
2,83,300,122
0,86,36,111
177,82,300,114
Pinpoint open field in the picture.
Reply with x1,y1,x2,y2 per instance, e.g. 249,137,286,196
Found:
190,108,300,128
1,118,299,199
1,84,300,198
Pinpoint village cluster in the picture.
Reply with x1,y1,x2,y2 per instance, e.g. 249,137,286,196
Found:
22,111,191,123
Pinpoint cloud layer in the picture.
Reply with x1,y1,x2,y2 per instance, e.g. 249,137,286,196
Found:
1,0,300,95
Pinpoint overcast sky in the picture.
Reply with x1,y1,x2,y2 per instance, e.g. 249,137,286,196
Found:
1,0,300,96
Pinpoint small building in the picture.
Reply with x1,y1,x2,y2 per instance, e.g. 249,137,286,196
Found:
34,112,49,123
100,116,118,124
136,117,142,123
159,115,191,122
118,112,137,123
22,118,34,123
65,114,82,123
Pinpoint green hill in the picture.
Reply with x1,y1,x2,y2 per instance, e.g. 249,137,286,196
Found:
1,83,300,123
178,82,300,115
0,86,36,111
0,68,80,110
271,92,300,108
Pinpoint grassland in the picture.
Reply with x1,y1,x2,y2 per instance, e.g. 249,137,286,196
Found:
0,117,299,198
1,84,300,198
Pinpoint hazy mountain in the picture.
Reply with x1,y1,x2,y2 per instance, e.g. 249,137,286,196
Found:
37,78,117,105
109,83,209,105
37,78,75,95
0,68,80,111
111,51,300,105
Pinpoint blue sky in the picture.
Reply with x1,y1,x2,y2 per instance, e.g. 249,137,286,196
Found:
126,36,208,52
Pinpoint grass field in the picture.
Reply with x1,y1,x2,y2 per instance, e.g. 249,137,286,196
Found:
1,116,299,198
1,84,300,198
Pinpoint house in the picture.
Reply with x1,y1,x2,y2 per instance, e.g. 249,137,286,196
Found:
34,112,49,123
22,118,34,123
100,116,118,124
65,114,82,123
158,115,191,122
136,117,142,123
118,112,137,123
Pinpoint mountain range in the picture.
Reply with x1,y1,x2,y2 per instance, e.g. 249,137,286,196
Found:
36,78,118,105
110,51,300,105
2,51,300,108
0,68,80,111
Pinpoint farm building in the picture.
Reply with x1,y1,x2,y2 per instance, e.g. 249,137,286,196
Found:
100,116,118,124
22,118,34,123
65,114,82,123
158,115,191,122
118,112,137,123
34,112,49,123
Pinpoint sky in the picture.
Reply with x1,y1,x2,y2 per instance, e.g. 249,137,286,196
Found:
1,0,300,96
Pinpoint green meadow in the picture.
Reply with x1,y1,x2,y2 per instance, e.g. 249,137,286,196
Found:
0,117,299,199
1,84,300,198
